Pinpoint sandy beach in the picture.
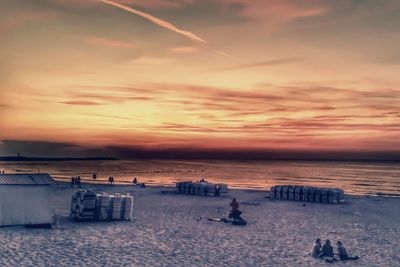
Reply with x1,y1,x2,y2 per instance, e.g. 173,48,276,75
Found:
0,184,399,267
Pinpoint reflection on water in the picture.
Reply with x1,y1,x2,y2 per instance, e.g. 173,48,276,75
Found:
1,160,399,196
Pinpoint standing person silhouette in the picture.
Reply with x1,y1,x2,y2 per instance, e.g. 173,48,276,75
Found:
71,177,75,188
76,176,81,188
229,198,240,219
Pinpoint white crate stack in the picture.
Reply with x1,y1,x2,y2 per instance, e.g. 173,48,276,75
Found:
71,190,97,221
122,195,134,221
111,194,123,220
96,193,111,221
71,190,134,222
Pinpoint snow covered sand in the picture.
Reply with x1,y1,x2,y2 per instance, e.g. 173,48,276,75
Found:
1,184,399,266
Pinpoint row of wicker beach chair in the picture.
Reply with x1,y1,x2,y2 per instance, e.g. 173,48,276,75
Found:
176,181,228,196
270,185,345,204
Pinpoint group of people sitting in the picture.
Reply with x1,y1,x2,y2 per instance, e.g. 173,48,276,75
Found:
70,176,81,188
311,239,359,263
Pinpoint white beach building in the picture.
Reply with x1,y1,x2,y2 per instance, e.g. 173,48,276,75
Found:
0,173,56,227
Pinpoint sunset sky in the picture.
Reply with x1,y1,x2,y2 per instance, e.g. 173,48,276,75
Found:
0,0,399,157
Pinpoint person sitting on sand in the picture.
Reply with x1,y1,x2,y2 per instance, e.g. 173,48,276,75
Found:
311,239,322,258
337,241,359,261
228,198,246,224
319,239,335,262
229,198,242,220
230,198,239,211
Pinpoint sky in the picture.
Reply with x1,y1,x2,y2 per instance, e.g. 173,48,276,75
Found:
0,0,399,158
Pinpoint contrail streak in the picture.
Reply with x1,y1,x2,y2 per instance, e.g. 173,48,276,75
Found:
100,0,207,43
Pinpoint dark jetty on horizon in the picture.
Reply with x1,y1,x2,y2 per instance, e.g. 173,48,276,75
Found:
0,156,118,161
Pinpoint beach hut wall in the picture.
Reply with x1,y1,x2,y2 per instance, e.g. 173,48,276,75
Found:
0,173,56,227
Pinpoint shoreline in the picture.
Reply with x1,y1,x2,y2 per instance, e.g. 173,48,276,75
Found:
2,160,399,197
56,180,400,198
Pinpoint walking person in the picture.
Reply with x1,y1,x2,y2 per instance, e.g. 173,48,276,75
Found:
71,177,75,188
76,176,81,188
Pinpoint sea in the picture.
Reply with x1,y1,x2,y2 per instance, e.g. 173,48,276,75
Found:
1,160,399,196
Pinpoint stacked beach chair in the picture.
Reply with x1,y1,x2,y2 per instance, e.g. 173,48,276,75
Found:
71,190,134,222
270,185,345,204
71,190,97,221
176,181,228,196
96,193,111,221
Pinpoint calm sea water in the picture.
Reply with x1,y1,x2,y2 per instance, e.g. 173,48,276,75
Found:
1,160,399,196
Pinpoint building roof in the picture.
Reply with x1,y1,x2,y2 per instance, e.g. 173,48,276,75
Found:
0,173,56,185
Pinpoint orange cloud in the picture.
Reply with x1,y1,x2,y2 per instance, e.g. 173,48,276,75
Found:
84,36,138,48
169,46,201,54
60,101,103,106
